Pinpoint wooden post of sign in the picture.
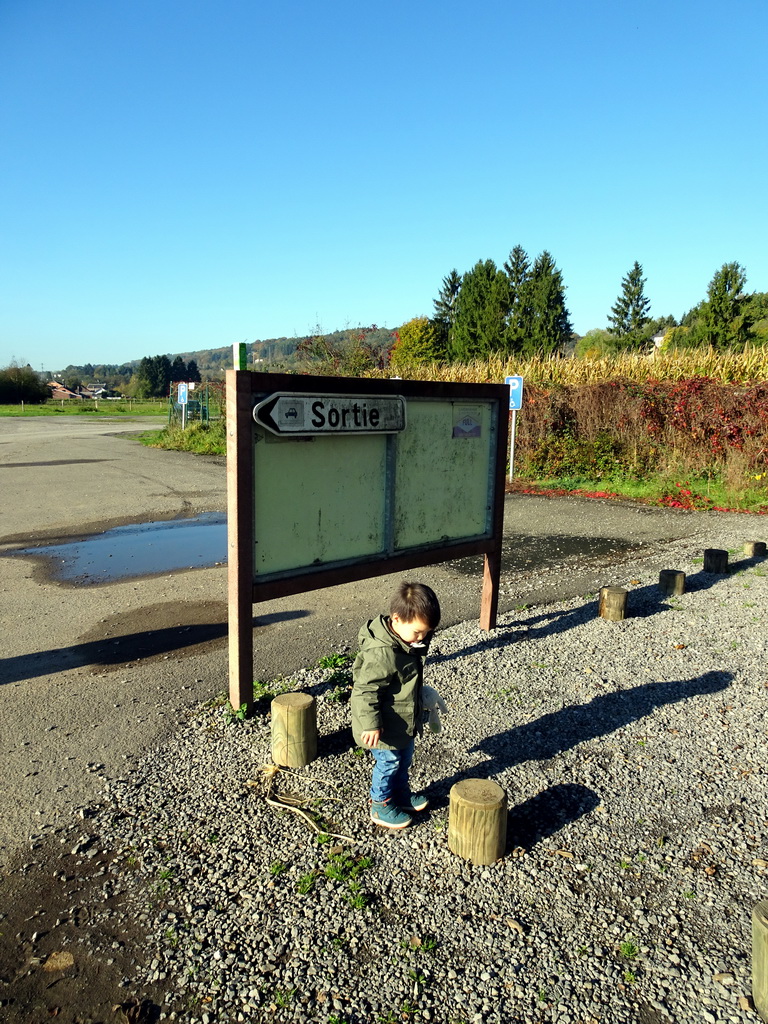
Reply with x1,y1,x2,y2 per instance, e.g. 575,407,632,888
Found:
753,901,768,1022
703,548,729,573
480,551,500,632
745,541,767,558
448,779,507,865
226,370,255,712
659,569,686,596
480,395,508,632
599,585,628,620
271,693,317,767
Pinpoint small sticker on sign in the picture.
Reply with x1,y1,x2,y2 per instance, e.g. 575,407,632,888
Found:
452,406,482,438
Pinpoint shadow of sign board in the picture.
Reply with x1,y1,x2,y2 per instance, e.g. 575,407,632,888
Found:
226,371,509,708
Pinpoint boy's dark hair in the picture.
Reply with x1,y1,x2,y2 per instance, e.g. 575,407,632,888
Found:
390,581,441,629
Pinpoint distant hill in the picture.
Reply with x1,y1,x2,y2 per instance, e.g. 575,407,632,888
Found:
171,326,397,377
55,326,398,385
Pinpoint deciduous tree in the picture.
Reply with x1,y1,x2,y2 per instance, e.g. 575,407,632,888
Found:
0,363,49,404
391,317,446,367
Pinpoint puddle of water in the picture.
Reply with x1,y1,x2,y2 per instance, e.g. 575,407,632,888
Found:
14,512,228,584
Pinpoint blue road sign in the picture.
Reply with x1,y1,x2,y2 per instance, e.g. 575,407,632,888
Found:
505,375,524,411
177,382,189,405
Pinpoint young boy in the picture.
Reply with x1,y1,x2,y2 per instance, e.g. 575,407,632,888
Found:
351,581,441,830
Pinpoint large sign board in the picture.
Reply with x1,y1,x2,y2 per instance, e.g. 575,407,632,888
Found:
226,371,509,708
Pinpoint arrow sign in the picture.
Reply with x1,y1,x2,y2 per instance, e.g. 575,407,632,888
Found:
253,393,406,436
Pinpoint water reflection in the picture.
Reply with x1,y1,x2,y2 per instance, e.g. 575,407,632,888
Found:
15,512,227,584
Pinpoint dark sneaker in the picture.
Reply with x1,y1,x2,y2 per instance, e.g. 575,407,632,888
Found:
370,800,412,830
397,793,429,812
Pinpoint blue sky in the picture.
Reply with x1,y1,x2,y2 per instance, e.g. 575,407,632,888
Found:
1,0,766,371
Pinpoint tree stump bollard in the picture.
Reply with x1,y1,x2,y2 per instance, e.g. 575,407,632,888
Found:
271,693,317,768
703,548,729,573
598,585,628,621
753,900,768,1023
745,541,767,558
658,569,686,596
448,779,507,865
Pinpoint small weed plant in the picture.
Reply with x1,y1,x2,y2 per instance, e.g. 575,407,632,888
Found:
253,677,295,702
222,701,248,725
324,851,374,908
318,652,352,669
296,872,317,894
274,987,296,1008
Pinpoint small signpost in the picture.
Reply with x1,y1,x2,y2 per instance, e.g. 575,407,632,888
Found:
505,375,524,482
177,381,189,429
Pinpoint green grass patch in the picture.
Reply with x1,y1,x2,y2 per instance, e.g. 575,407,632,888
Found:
515,471,768,514
140,421,226,455
0,401,167,417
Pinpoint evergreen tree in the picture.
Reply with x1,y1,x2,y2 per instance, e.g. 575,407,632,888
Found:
170,355,186,382
607,261,651,344
526,251,572,356
450,260,510,360
705,262,748,348
432,269,461,353
157,355,172,394
186,359,202,382
136,357,155,397
136,354,173,397
433,269,461,326
503,245,534,352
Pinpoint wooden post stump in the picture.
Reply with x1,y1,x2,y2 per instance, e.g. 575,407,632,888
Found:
753,900,768,1023
271,693,317,768
658,569,686,596
745,541,767,558
703,548,729,573
598,585,628,621
448,779,506,865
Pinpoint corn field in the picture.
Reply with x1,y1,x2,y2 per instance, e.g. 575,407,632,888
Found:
367,346,768,387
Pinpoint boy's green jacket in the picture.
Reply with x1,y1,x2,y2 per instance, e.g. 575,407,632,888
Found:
351,614,430,750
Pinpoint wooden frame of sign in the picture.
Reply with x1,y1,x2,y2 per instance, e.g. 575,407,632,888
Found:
226,370,509,710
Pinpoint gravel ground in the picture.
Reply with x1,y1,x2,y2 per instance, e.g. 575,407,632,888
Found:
11,522,768,1024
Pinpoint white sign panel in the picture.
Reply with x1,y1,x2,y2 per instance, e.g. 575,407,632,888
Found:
253,393,406,436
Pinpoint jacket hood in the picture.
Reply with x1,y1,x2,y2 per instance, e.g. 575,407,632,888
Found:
357,614,431,657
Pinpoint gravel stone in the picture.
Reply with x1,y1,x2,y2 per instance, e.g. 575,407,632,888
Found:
73,522,768,1023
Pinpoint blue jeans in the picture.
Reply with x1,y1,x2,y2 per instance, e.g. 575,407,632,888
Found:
370,740,415,804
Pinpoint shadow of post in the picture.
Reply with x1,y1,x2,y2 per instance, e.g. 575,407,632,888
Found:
0,610,310,685
431,668,732,815
506,783,600,852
